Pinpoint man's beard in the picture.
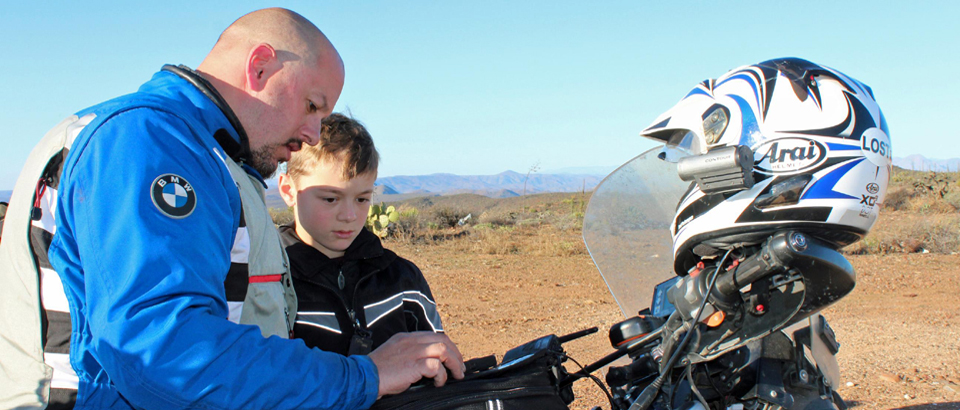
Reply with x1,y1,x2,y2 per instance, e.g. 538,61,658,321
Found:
247,144,281,178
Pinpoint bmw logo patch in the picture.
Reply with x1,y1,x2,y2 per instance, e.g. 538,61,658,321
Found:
151,174,197,219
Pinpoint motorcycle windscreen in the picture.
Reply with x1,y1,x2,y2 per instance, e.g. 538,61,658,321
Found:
582,148,690,318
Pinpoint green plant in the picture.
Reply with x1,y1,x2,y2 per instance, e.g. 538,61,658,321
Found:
400,207,419,218
563,193,587,223
391,206,426,240
366,203,399,238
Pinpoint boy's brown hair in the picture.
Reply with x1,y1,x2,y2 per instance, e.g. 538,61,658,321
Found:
285,113,380,181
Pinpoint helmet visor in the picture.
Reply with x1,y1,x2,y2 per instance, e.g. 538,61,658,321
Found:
659,130,702,163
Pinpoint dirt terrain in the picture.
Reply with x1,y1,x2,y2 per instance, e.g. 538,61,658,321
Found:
388,228,960,410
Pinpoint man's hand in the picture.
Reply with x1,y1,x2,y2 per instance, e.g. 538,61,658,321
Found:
368,332,465,398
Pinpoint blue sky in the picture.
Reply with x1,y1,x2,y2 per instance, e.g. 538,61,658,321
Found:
2,1,957,190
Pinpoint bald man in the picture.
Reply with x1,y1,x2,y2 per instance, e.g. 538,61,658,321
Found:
10,8,463,410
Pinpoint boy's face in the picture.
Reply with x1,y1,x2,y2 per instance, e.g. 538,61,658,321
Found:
280,160,376,258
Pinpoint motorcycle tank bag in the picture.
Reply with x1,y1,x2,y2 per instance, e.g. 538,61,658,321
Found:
370,335,573,410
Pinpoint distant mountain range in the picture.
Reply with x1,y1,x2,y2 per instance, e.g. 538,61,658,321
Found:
263,170,604,208
3,155,958,208
378,170,599,196
892,155,960,172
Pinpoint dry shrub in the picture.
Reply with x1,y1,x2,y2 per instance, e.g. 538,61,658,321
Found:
551,212,585,232
944,190,960,210
841,238,874,255
906,195,959,214
844,212,959,255
381,193,590,255
391,205,427,239
461,225,587,256
883,169,960,213
528,225,587,256
388,226,472,246
921,221,960,254
269,207,294,226
382,205,481,246
433,206,473,228
470,227,522,255
882,187,913,211
477,211,516,227
397,202,587,255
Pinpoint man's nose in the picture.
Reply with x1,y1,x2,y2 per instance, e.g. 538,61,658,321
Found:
302,128,321,146
301,119,322,146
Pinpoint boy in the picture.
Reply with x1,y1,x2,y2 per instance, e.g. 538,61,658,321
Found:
278,113,444,355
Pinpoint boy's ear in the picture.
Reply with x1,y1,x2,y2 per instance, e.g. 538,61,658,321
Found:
278,173,298,207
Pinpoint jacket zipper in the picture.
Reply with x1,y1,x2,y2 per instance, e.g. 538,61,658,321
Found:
349,267,382,336
305,264,383,336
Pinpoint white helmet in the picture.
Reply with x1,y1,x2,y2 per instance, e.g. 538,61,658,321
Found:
641,58,891,274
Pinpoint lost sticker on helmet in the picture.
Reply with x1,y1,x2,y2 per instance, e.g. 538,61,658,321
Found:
151,174,197,219
753,137,827,174
861,128,892,167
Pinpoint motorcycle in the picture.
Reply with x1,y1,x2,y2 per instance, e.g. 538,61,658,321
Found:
559,147,851,410
372,147,853,410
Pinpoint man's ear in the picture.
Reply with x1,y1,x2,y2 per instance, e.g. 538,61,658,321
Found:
246,43,279,92
278,173,298,207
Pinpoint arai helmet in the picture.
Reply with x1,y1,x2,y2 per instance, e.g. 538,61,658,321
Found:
641,58,891,274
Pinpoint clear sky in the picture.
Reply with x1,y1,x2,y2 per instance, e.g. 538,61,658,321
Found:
2,1,957,190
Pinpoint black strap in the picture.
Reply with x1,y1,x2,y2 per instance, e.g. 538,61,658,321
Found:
161,64,251,163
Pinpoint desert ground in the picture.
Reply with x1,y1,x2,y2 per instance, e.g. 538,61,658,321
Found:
389,228,960,410
364,174,960,410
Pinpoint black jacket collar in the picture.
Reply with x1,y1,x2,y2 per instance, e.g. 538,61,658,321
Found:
279,224,396,280
161,64,252,164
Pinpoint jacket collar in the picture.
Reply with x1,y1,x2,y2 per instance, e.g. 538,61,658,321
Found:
160,64,252,164
279,224,396,279
157,65,267,187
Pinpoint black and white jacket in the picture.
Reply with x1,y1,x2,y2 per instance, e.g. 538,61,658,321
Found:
280,224,443,355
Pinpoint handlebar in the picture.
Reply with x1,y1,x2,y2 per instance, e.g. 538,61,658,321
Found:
713,231,811,298
561,327,663,387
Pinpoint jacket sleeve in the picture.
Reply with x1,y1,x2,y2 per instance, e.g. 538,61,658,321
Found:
401,259,444,333
55,108,378,410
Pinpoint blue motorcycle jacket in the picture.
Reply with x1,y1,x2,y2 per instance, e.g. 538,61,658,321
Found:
47,68,379,409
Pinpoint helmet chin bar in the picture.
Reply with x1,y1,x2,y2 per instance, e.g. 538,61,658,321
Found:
676,145,755,195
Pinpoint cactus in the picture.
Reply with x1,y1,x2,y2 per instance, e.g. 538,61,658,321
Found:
366,203,399,238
